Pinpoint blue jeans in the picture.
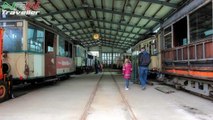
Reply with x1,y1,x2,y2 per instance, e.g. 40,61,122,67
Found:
139,66,148,88
124,79,129,88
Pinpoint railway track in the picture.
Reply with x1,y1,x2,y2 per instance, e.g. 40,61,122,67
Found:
80,70,137,120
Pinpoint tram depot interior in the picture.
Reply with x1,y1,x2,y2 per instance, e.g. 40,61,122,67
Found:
0,0,213,120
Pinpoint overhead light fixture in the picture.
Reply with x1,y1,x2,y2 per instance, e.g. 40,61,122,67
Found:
126,0,132,9
92,33,100,40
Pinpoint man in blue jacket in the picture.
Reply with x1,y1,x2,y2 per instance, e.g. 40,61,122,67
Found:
138,47,151,90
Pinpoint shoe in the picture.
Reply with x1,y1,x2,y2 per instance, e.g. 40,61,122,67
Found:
125,87,129,90
141,86,146,90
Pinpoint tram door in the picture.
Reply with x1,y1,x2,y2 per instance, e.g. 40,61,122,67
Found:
44,31,56,77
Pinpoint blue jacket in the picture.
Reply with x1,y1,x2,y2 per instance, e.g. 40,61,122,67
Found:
138,51,151,67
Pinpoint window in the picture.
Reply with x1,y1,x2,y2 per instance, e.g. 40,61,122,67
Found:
164,26,172,49
102,52,121,66
164,34,172,49
28,24,44,53
59,36,65,56
1,22,23,52
190,2,212,42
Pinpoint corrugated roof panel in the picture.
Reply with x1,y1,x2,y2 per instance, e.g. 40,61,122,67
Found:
104,23,110,28
38,8,46,14
129,17,140,25
113,14,122,23
137,19,149,27
145,4,162,17
71,11,81,18
112,25,117,30
79,10,87,19
78,22,84,27
114,0,125,11
42,4,57,12
146,21,157,28
103,0,111,10
155,6,173,19
62,12,73,19
53,0,66,10
125,26,134,31
134,2,150,15
96,11,102,19
71,31,77,35
129,34,135,38
132,28,140,33
65,24,72,28
123,33,129,37
62,0,74,8
106,30,111,34
120,25,125,30
139,29,147,34
104,13,112,20
72,0,81,7
118,32,123,35
72,23,79,28
91,10,97,19
94,0,102,8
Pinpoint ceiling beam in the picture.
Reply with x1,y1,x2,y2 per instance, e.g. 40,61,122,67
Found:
89,7,161,22
65,26,139,35
31,7,84,19
32,7,161,22
55,18,149,30
139,0,177,8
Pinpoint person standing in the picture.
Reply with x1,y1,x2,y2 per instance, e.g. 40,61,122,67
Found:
138,47,151,90
122,58,132,90
94,56,100,74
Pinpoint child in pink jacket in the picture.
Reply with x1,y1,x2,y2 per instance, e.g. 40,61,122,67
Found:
122,58,132,90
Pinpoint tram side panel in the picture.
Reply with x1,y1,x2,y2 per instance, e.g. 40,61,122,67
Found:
56,35,75,77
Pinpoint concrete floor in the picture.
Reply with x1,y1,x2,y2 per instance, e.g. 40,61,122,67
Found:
0,71,213,120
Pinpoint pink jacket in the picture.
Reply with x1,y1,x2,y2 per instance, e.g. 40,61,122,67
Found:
122,63,132,79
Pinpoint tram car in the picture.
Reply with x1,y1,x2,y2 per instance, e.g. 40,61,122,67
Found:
75,45,87,74
132,1,213,98
158,1,213,97
131,36,160,83
0,19,76,84
85,52,95,73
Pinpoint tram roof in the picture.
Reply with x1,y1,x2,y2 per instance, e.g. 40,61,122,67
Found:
1,0,190,50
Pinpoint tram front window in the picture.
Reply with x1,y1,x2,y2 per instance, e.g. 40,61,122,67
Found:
0,22,23,52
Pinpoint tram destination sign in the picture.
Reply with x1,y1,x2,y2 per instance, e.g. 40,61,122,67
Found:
0,0,40,16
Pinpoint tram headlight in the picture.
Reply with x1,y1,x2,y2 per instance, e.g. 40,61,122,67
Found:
2,63,11,74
